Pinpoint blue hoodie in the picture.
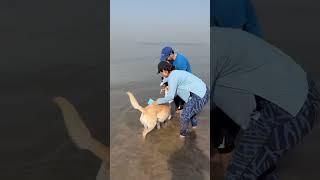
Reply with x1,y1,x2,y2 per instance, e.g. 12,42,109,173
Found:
211,0,263,38
171,53,192,73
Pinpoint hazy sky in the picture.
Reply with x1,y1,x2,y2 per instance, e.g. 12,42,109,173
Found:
111,0,210,44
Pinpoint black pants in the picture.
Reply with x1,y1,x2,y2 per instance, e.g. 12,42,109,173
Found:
174,96,185,110
211,106,240,154
211,96,264,154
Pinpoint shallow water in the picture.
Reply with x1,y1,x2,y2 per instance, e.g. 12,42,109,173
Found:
110,48,210,179
110,86,210,180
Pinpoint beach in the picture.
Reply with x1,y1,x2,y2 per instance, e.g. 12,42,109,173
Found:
110,43,210,180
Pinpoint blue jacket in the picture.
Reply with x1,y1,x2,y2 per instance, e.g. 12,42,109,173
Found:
171,53,192,73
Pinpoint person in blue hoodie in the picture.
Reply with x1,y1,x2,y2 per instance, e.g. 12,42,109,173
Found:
155,61,209,137
210,0,263,161
159,46,192,111
160,46,192,73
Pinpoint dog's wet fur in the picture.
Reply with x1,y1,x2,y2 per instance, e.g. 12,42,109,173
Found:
126,91,172,138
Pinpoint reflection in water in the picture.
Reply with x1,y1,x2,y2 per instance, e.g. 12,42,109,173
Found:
110,52,210,179
53,97,109,180
168,132,210,180
110,86,210,180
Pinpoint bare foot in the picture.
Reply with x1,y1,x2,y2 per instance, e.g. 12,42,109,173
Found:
179,134,186,138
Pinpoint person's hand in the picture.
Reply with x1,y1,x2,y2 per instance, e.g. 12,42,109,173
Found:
160,86,169,95
152,100,158,105
160,88,166,94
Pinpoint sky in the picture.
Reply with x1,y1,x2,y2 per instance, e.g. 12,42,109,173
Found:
111,0,210,45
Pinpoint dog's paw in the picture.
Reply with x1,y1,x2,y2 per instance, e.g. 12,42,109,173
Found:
142,131,147,138
142,135,147,140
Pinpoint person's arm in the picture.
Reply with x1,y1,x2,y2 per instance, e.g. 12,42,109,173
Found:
157,76,178,104
244,0,263,38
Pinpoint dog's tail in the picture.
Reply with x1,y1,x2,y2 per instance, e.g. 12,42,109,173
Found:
126,91,145,113
53,97,109,162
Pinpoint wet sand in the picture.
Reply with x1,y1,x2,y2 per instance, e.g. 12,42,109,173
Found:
0,65,107,179
110,46,210,180
0,0,108,178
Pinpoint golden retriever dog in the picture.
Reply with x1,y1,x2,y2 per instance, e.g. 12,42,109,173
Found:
126,91,172,138
53,97,109,180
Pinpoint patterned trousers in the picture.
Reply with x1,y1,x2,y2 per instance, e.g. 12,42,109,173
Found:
226,78,320,179
180,87,210,136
